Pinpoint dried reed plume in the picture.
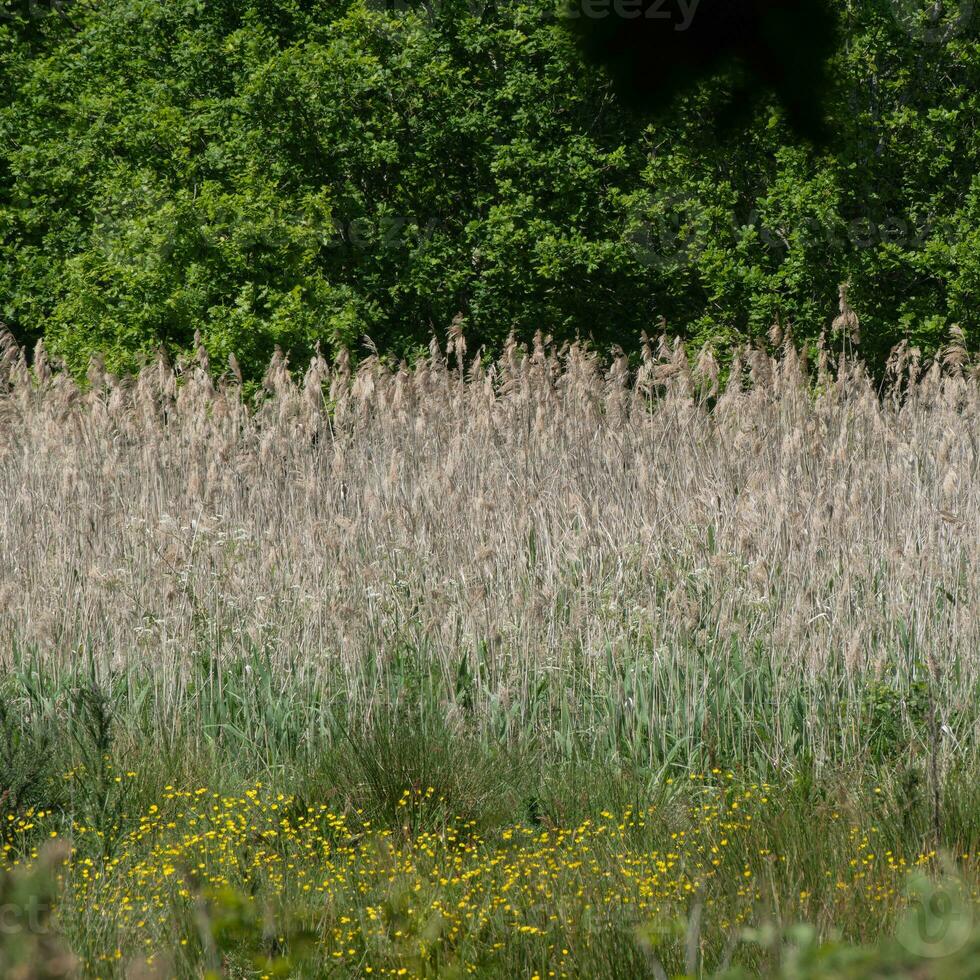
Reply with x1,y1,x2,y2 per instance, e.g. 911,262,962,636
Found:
1,328,978,759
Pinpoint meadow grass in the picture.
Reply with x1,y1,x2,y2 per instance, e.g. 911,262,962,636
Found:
1,326,979,976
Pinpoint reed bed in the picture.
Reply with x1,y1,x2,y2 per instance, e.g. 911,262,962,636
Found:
0,328,978,772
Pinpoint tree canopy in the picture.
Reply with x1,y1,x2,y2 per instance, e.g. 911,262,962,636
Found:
1,0,977,378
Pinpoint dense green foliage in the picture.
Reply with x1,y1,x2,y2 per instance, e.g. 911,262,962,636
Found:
2,653,980,976
0,0,978,377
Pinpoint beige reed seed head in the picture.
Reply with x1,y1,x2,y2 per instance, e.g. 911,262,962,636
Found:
0,327,977,727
